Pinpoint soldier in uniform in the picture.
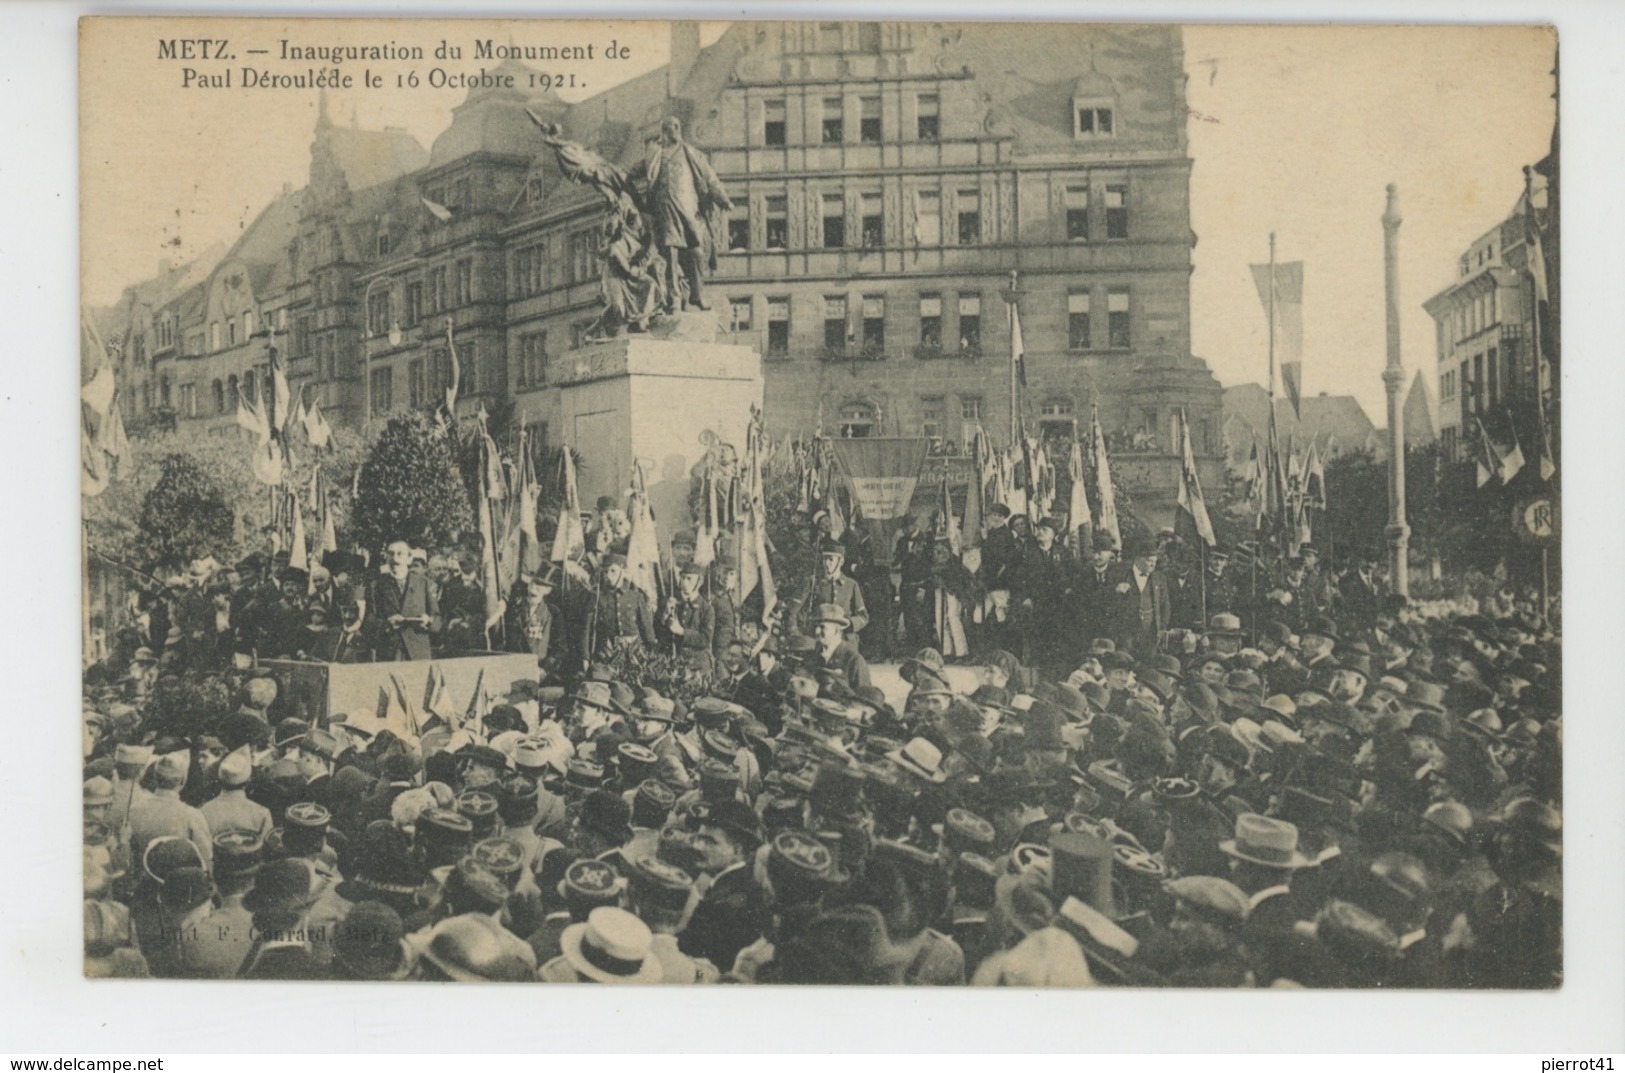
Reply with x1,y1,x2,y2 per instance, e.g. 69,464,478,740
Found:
588,553,656,660
660,562,717,675
799,538,869,642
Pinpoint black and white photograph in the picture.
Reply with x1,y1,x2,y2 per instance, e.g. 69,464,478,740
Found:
76,16,1568,993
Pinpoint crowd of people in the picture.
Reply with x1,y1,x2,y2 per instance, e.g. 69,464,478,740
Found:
82,500,1562,987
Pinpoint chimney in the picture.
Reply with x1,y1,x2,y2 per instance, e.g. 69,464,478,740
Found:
667,21,701,98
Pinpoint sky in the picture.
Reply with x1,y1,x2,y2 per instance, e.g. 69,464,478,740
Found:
81,20,1556,423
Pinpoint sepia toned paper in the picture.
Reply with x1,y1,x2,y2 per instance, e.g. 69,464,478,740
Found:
80,17,1561,991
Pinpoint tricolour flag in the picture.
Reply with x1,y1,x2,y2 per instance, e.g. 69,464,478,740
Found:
625,460,661,603
550,447,586,566
1067,439,1092,557
1175,410,1216,547
302,396,334,451
1011,300,1027,394
1498,422,1525,485
1250,260,1306,418
1088,405,1120,549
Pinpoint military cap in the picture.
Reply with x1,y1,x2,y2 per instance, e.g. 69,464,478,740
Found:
627,856,694,912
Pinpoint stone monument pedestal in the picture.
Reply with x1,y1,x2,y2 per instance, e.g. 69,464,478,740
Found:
549,313,762,537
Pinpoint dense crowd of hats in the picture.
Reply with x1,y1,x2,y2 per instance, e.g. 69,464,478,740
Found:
82,535,1561,987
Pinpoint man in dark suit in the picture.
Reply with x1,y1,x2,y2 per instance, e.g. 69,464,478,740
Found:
1014,516,1075,677
709,556,740,667
1073,529,1126,652
809,604,871,692
1118,531,1171,658
370,541,441,661
678,801,768,973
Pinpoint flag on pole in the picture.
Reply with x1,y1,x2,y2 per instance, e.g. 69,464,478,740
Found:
693,469,719,568
516,434,544,577
1088,405,1120,549
625,460,661,603
389,671,421,739
1303,439,1326,510
1175,410,1216,547
1525,191,1550,306
477,419,507,631
1011,299,1027,390
464,665,488,733
236,384,267,436
937,471,961,555
288,491,309,574
1067,438,1092,555
1473,416,1501,489
737,414,777,621
422,197,453,222
550,447,586,565
961,431,986,549
302,396,334,451
1537,422,1557,482
1498,419,1526,484
423,663,452,722
267,341,291,442
1250,261,1306,418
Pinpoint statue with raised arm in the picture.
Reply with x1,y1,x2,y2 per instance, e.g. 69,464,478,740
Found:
529,111,732,327
628,117,734,314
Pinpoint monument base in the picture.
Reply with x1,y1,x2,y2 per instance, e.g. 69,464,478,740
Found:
517,326,763,539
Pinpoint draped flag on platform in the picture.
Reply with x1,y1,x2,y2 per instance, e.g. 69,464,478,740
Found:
1251,260,1306,418
827,438,931,522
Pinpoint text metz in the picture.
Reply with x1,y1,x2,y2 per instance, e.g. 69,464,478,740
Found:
158,39,231,60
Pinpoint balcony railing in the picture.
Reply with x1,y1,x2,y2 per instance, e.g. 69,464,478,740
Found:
819,344,887,364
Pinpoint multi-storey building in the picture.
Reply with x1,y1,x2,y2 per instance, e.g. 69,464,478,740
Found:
116,21,1224,512
1422,180,1548,463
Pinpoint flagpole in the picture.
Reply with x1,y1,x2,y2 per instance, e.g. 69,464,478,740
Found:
1268,233,1277,401
1006,269,1020,448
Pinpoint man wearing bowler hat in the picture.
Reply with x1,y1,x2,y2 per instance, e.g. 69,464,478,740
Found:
809,603,872,692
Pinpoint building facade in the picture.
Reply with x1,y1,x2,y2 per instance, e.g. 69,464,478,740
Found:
110,21,1224,510
1421,182,1548,464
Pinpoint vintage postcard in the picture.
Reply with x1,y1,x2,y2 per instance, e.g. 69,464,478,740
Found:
80,17,1560,988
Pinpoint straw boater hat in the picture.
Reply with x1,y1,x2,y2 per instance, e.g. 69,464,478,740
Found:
559,906,662,984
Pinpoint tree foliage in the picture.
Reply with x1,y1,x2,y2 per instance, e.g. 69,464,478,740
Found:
136,454,236,571
86,424,369,568
351,412,474,555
